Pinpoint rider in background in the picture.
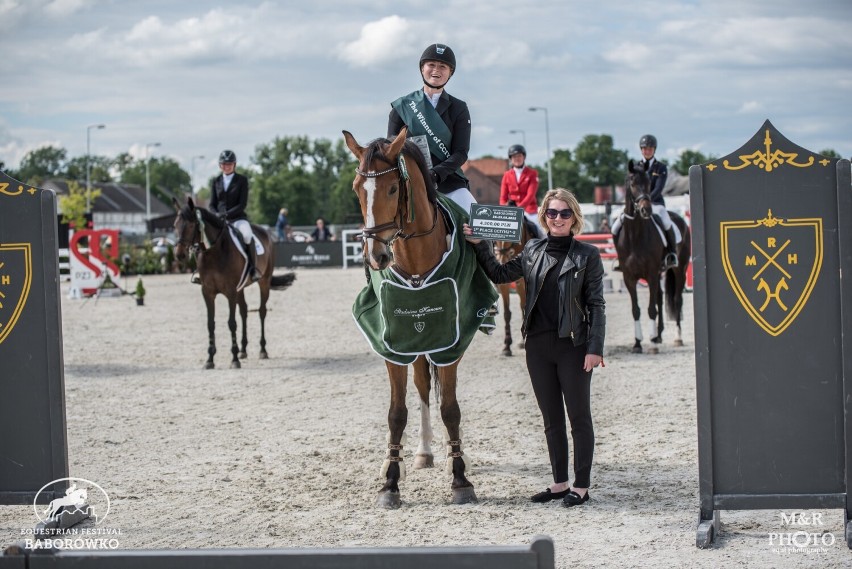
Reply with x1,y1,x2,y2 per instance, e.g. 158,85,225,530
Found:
500,144,544,238
612,134,678,270
209,150,261,282
388,43,476,214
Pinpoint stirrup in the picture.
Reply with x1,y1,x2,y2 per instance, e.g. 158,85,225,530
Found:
663,253,678,269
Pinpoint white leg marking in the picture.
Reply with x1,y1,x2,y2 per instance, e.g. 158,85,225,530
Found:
634,320,643,341
417,400,433,457
647,319,656,340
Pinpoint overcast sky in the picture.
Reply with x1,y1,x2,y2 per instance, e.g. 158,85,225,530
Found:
1,0,850,186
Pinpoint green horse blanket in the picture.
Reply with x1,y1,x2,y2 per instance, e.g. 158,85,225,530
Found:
353,196,497,366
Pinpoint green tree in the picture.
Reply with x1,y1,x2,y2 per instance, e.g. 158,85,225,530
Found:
58,180,101,230
119,156,191,202
819,148,841,159
672,149,716,175
65,155,114,183
547,148,582,200
16,145,67,185
572,135,629,202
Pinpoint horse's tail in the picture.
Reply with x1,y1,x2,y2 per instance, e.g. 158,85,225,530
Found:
431,362,441,405
664,213,690,322
270,272,296,290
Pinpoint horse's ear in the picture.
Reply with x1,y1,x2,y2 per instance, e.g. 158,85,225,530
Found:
388,127,407,158
628,159,636,173
642,160,650,172
186,196,195,210
172,197,181,212
342,130,365,161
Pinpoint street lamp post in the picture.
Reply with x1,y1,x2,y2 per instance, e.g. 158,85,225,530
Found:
86,124,106,214
191,155,205,199
509,129,526,147
145,142,162,225
528,107,553,191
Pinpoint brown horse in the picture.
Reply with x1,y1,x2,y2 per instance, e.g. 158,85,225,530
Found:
343,127,479,508
172,197,295,369
614,160,691,354
493,207,532,357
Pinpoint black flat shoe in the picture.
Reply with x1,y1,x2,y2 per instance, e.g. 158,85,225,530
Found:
530,488,571,503
562,490,590,507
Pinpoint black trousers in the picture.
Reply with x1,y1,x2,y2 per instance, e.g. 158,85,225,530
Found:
525,332,594,488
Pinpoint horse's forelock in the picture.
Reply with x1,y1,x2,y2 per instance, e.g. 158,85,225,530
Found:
361,137,436,204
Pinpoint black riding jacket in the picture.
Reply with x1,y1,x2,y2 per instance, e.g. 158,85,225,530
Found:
473,237,606,355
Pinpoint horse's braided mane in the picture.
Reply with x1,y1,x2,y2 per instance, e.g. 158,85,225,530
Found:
364,137,437,204
181,203,224,229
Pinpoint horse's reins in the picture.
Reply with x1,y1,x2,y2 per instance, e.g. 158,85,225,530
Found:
355,152,439,247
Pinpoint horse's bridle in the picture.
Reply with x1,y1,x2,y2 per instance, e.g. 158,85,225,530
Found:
355,154,438,247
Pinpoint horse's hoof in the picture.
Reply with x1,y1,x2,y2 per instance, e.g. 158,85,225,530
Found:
518,342,525,350
632,346,642,354
238,351,247,360
259,351,269,360
674,339,684,347
413,453,434,469
230,360,241,369
204,362,215,370
452,486,478,505
376,490,401,509
648,346,659,355
502,348,512,357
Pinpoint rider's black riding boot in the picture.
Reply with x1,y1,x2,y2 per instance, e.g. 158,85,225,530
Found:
663,227,678,270
246,240,262,282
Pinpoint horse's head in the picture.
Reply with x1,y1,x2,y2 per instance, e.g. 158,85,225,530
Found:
172,197,200,263
626,159,653,219
343,127,432,271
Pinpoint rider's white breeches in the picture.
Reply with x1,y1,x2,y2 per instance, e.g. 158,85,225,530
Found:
233,219,253,244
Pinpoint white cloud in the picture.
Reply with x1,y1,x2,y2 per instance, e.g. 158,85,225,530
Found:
602,42,652,69
738,101,762,114
44,0,91,18
338,16,414,67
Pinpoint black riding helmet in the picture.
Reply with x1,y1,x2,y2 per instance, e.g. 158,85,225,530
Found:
219,149,236,164
419,44,456,74
639,134,657,149
508,144,526,158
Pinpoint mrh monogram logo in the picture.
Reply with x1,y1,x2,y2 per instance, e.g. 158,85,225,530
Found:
721,210,822,336
0,243,33,345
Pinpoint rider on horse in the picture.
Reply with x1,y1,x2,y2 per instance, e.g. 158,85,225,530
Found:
500,144,545,239
612,134,679,270
209,149,262,283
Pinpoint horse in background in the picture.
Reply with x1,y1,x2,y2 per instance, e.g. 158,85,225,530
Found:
493,202,532,356
614,160,691,354
172,198,295,369
343,127,487,508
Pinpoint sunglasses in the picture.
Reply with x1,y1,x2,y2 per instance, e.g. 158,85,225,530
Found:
544,208,574,220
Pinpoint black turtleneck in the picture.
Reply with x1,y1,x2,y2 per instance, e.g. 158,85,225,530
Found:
527,234,574,336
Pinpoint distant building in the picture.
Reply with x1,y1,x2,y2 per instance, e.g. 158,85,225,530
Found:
462,158,506,205
42,179,184,235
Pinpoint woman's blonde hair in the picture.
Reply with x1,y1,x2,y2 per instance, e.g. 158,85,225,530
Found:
538,188,584,235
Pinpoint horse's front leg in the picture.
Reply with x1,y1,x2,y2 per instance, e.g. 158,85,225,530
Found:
227,296,241,368
437,362,476,504
412,357,434,469
204,292,216,369
500,285,513,356
237,291,248,359
646,279,661,354
377,362,408,509
624,277,643,353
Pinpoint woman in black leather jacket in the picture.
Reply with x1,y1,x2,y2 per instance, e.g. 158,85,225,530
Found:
465,188,606,507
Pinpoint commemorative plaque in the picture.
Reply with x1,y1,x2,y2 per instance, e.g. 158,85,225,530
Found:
468,204,524,242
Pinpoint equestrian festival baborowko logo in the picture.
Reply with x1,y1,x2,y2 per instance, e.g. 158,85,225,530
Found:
23,478,121,550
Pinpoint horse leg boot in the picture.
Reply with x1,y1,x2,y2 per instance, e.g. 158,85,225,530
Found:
663,227,678,270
